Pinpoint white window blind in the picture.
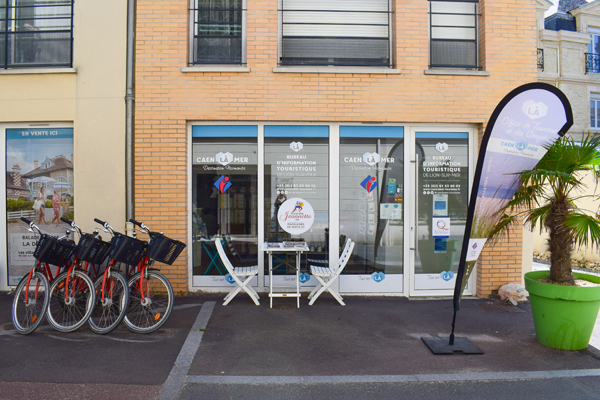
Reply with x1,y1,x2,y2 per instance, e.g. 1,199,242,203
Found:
429,0,478,69
280,0,391,67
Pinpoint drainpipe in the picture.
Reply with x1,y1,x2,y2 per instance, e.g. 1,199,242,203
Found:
125,0,135,236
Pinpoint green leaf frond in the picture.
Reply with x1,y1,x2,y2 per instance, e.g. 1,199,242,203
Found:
490,133,600,266
486,213,520,244
564,212,600,250
523,204,553,232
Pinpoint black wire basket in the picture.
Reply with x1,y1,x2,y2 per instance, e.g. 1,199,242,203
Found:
146,234,186,265
108,233,147,266
74,233,112,265
34,234,76,266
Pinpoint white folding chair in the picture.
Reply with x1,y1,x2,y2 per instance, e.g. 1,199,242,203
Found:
215,238,260,306
224,234,258,264
308,239,355,306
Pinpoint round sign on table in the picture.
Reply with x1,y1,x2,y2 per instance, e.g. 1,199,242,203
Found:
277,197,315,235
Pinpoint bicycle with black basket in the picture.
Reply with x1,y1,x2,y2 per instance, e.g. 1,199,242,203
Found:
95,218,184,333
12,218,96,334
60,217,130,334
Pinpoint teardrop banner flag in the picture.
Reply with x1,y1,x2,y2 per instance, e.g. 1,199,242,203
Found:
423,82,573,354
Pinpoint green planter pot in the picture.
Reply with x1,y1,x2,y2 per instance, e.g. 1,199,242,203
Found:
524,270,600,351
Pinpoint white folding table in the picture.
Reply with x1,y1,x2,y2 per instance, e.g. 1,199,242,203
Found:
261,243,309,308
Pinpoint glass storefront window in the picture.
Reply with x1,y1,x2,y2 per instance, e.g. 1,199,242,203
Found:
191,127,258,281
188,124,472,295
264,126,329,282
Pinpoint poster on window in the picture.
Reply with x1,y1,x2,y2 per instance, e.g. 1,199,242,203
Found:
6,128,74,285
277,197,315,235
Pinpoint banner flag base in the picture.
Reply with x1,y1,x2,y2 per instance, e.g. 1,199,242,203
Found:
421,337,483,355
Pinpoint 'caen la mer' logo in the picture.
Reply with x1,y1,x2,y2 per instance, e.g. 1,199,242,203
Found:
290,142,303,152
216,152,233,166
440,271,454,281
363,152,380,166
371,272,385,282
516,141,528,151
522,100,548,120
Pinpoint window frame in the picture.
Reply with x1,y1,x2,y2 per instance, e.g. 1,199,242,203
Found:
586,27,600,74
591,93,600,129
428,0,479,70
0,0,74,70
188,0,247,66
277,0,393,68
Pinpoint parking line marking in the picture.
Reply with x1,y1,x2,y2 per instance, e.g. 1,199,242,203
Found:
184,368,600,385
157,301,215,400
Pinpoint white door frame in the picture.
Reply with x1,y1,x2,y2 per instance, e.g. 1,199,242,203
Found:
405,124,478,297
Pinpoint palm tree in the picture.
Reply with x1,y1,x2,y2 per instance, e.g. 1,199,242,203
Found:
491,134,600,285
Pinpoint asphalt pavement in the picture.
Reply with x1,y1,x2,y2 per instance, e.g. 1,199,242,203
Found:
1,291,600,400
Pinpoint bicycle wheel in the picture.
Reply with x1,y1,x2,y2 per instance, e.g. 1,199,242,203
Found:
12,271,49,334
47,269,95,332
89,270,129,334
124,270,174,334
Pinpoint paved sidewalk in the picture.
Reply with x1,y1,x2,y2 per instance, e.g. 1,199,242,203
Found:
174,294,600,399
1,291,600,399
0,292,204,399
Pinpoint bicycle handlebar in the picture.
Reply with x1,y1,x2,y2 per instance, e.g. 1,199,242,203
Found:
129,219,143,228
60,216,82,237
21,217,42,236
95,217,116,237
128,218,161,238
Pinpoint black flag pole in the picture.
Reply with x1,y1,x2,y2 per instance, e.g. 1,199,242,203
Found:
422,83,573,355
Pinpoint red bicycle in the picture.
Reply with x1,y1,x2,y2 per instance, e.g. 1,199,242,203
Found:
12,218,96,334
60,217,130,334
95,218,184,333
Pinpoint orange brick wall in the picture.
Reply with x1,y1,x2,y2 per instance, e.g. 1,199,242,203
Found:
134,0,538,295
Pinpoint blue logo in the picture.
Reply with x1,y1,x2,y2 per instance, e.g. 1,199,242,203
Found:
214,175,232,193
225,274,235,284
440,271,454,281
360,175,378,193
516,141,528,151
371,271,385,283
299,273,311,283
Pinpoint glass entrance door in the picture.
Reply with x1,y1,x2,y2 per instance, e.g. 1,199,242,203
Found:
338,126,405,293
263,126,330,290
410,132,470,295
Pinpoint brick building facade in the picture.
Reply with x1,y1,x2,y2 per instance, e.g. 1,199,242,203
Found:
133,0,540,297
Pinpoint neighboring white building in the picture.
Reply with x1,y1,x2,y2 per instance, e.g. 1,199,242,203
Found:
0,1,128,289
532,0,600,263
538,0,600,138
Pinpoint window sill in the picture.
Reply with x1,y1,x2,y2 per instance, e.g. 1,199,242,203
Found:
424,69,490,76
181,66,251,73
0,67,77,75
273,66,401,75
